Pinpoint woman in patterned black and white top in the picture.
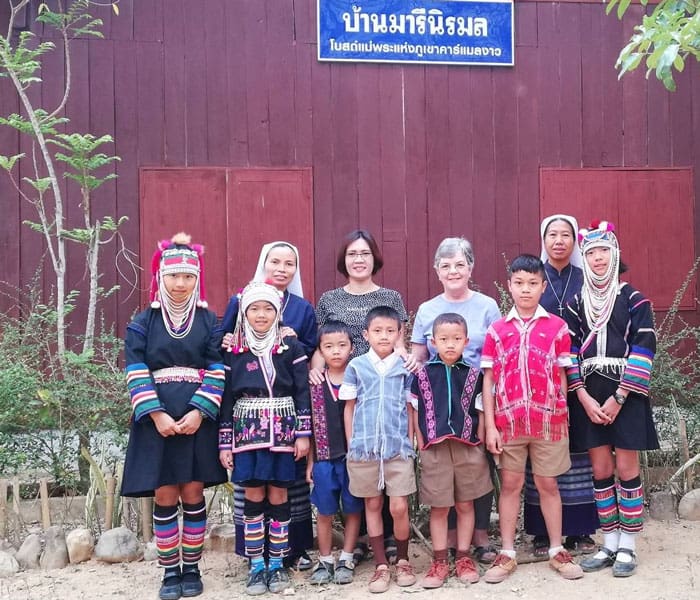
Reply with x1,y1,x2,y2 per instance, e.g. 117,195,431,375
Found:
313,229,408,360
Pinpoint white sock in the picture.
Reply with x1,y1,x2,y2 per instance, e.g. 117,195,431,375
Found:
603,530,620,552
339,551,354,564
500,549,516,559
617,532,636,560
548,545,564,559
319,554,334,565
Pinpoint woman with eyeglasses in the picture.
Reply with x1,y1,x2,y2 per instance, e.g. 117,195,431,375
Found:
409,237,501,567
311,229,409,567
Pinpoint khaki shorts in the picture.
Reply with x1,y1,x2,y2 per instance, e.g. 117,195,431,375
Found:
499,436,571,477
347,456,416,498
419,439,493,507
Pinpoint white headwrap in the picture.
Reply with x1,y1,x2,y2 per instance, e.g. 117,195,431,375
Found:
539,214,584,269
253,241,304,298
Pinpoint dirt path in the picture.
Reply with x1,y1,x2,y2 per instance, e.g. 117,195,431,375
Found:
1,518,698,600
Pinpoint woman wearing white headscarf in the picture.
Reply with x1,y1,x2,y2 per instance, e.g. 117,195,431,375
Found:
221,241,318,568
524,215,598,557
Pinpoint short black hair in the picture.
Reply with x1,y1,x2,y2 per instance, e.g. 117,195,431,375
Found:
318,320,352,346
336,229,384,277
432,312,468,337
508,254,545,278
364,305,402,329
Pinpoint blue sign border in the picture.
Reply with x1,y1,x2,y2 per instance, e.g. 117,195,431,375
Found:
317,0,514,67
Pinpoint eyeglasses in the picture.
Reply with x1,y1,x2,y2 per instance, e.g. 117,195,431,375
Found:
437,262,470,273
346,251,373,260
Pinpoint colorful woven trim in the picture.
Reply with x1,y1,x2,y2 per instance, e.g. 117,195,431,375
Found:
126,363,161,421
188,364,225,419
621,346,653,396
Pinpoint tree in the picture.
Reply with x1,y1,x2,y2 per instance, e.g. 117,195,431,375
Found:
0,0,131,491
0,0,127,359
607,0,700,91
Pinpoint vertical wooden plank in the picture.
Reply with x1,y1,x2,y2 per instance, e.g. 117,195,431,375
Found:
133,0,163,42
266,0,296,166
621,7,647,166
225,0,250,166
469,68,497,295
310,61,335,293
39,478,51,529
0,53,21,315
243,1,271,166
204,0,230,166
163,0,186,166
136,41,164,166
646,75,671,167
447,67,474,275
537,4,560,169
600,8,624,166
183,2,208,165
377,65,407,294
89,38,118,329
492,67,520,273
331,63,359,260
109,0,134,41
580,4,604,168
558,3,582,168
516,47,541,257
425,65,450,300
293,14,314,167
403,67,429,311
356,65,382,241
113,40,140,321
515,1,538,48
668,67,692,167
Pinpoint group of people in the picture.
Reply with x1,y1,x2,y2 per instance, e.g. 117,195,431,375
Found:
120,217,659,599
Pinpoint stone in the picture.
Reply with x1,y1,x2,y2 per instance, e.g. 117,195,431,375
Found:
143,541,158,562
16,534,42,569
207,523,235,553
0,540,15,555
648,490,677,521
40,525,69,569
678,488,700,521
94,527,143,563
0,551,20,577
66,528,94,564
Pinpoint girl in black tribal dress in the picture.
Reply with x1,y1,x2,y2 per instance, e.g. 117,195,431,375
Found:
565,221,659,578
123,234,226,600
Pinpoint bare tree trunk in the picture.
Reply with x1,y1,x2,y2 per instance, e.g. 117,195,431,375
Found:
83,223,100,354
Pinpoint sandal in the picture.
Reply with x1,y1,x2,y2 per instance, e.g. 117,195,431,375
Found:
533,535,550,558
473,544,498,564
352,541,370,565
564,535,596,554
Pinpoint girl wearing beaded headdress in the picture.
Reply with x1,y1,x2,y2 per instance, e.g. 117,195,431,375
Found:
122,233,227,600
219,281,312,595
564,221,659,578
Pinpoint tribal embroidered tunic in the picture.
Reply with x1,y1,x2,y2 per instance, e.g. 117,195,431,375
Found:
122,307,226,497
481,306,572,443
310,378,347,462
411,357,483,449
565,283,655,396
218,337,312,454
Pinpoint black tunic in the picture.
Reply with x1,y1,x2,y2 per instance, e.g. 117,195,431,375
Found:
121,308,227,497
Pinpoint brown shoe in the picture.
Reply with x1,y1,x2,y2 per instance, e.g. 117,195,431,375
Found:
368,565,391,594
484,553,517,584
549,550,584,580
455,556,480,584
420,560,450,589
394,559,416,587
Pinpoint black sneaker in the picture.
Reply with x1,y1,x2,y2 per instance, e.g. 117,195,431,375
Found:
245,568,268,596
181,565,203,597
267,567,292,594
159,569,182,600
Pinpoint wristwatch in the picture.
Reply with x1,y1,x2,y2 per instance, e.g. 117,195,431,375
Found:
198,409,208,420
613,392,627,406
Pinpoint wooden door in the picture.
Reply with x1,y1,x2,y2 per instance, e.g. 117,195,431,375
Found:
540,168,695,310
139,167,314,315
227,168,314,302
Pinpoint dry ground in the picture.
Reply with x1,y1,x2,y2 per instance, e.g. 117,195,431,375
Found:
1,518,698,600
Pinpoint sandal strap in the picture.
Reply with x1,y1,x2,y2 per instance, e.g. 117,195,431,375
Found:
616,547,636,558
600,547,617,559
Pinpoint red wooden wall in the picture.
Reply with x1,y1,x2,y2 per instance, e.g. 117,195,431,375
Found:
0,0,698,334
